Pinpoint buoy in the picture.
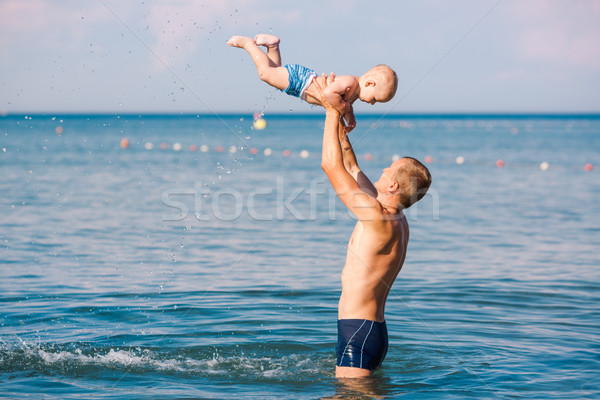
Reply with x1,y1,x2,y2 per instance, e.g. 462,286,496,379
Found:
253,118,267,130
160,142,169,150
145,142,153,150
229,146,237,154
391,154,400,162
200,145,209,153
585,163,593,172
120,138,130,149
299,150,309,159
540,162,549,171
264,148,272,156
282,149,291,157
249,147,258,155
55,126,63,135
215,145,224,153
455,156,465,165
496,159,504,168
364,153,373,161
173,142,182,151
190,144,197,152
424,155,433,164
510,127,519,134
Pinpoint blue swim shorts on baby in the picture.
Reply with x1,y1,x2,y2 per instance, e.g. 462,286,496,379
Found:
283,64,317,100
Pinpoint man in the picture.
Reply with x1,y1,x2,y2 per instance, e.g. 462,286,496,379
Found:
314,78,431,378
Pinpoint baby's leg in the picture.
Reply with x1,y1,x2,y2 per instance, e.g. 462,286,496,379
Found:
254,34,281,67
227,35,288,91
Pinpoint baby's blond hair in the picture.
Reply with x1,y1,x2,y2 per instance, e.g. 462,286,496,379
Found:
369,64,398,102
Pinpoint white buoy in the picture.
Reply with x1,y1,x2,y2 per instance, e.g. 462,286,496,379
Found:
456,156,465,165
145,142,153,150
200,145,209,153
540,162,549,171
229,146,237,154
299,150,309,159
264,148,272,156
173,142,182,151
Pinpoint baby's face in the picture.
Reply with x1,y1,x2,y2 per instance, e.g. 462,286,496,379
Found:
359,82,390,105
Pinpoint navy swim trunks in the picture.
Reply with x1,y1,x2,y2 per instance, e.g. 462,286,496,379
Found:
283,64,317,100
336,319,388,371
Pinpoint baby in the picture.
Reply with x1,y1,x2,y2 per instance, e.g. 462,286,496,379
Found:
227,34,398,131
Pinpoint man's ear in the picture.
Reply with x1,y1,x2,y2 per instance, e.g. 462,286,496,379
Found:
388,181,399,193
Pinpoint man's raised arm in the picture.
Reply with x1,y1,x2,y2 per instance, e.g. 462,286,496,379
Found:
338,125,377,197
317,81,382,221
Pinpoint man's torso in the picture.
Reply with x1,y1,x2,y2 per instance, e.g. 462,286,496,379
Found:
338,213,409,322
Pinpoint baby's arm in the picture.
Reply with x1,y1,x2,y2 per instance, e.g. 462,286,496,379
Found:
322,75,356,114
343,108,356,132
323,75,358,131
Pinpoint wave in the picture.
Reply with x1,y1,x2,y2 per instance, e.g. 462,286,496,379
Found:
0,338,333,380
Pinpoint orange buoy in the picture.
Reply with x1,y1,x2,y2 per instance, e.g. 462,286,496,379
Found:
496,159,504,168
282,149,291,157
215,145,224,153
120,138,130,149
585,163,593,172
424,155,433,164
249,147,258,155
364,153,373,161
190,144,198,152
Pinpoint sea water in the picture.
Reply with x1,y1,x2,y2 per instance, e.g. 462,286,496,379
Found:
1,113,599,399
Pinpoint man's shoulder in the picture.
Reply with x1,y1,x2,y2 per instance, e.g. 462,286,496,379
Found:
361,208,407,230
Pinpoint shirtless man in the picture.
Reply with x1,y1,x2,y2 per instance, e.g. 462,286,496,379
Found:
315,78,432,378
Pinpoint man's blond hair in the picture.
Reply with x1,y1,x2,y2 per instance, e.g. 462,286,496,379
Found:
395,157,431,209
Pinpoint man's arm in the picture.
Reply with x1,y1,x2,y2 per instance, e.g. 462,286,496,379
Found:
338,124,377,197
321,108,382,221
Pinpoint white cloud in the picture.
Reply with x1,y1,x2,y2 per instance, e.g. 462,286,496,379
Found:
142,0,304,70
504,0,600,69
0,0,115,58
494,69,528,81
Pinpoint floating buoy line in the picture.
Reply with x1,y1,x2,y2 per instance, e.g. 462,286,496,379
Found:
119,137,594,172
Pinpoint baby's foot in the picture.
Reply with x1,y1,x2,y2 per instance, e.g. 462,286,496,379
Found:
227,35,254,48
254,34,280,48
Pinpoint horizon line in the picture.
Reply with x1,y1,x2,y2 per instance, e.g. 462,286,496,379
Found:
2,111,600,119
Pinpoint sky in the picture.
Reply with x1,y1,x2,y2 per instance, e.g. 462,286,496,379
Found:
1,0,599,114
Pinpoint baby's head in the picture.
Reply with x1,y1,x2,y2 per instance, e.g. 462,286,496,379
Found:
358,65,398,105
374,157,431,210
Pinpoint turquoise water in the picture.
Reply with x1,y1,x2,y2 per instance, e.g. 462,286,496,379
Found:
1,113,599,399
